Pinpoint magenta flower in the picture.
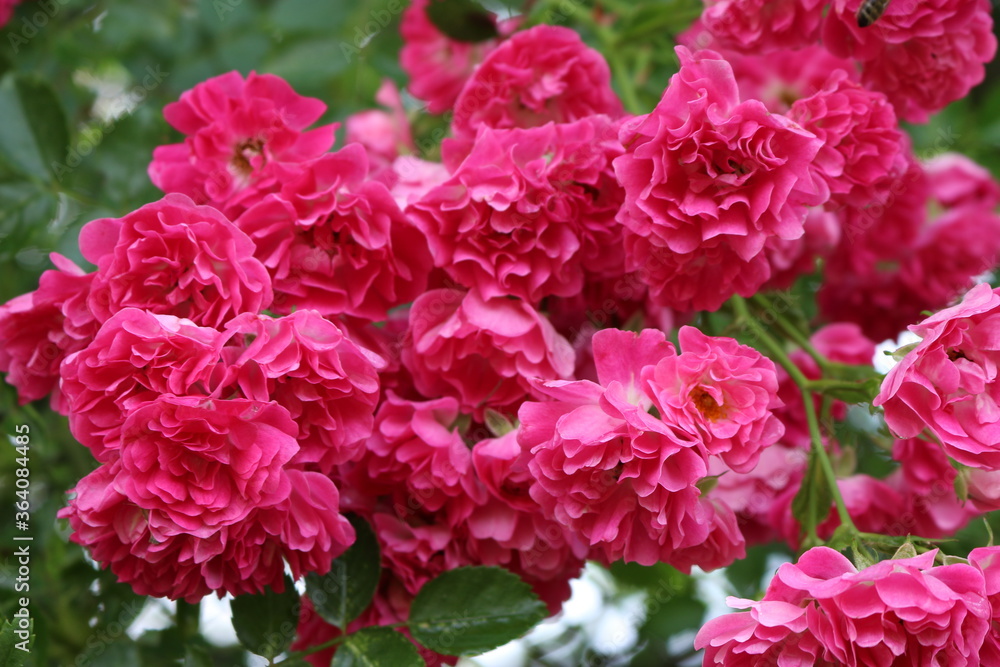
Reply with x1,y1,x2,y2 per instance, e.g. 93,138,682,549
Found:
875,283,1000,470
696,547,992,665
450,25,623,139
823,0,997,123
700,0,827,53
149,71,336,218
80,194,273,329
643,326,784,473
518,328,752,568
410,116,626,303
60,308,223,461
235,147,432,321
615,46,827,311
60,464,354,601
0,254,97,411
402,288,575,420
221,310,385,472
399,0,517,114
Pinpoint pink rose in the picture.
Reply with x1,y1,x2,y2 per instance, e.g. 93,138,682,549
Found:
789,70,906,200
823,0,996,122
235,147,432,321
700,0,826,53
697,546,992,665
875,283,1000,470
345,80,413,174
615,46,827,311
222,310,384,472
403,288,575,420
115,396,298,536
80,194,273,328
451,25,623,139
399,0,517,114
643,326,784,473
519,328,741,568
60,464,353,601
0,253,97,411
410,116,626,303
149,71,336,218
60,308,223,461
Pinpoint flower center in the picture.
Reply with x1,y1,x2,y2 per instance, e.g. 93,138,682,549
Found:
948,348,968,362
231,137,265,178
690,387,726,421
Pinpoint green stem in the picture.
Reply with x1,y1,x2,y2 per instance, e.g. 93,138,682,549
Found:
175,600,200,644
731,295,857,534
750,293,831,373
275,623,407,664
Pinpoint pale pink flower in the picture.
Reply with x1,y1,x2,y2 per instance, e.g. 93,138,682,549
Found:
875,283,1000,470
81,194,273,328
410,116,626,303
402,288,575,420
697,546,992,665
234,146,432,321
615,46,828,311
345,79,414,174
925,153,1000,209
451,25,623,139
149,71,336,218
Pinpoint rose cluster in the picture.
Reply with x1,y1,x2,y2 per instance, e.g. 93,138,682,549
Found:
1,1,999,664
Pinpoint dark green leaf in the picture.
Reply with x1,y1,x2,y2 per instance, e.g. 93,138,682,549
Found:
0,74,70,180
230,575,300,659
0,616,31,667
331,627,424,667
791,447,833,547
306,514,381,630
408,566,546,656
425,0,498,43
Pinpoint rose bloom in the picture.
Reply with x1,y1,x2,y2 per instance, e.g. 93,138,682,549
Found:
451,25,623,140
823,0,996,123
60,308,223,461
0,253,97,411
0,1,21,27
643,326,784,473
875,283,1000,470
789,70,906,201
700,0,827,54
345,79,414,175
221,310,385,472
60,463,353,601
149,71,336,217
235,146,432,321
519,328,751,568
402,288,575,420
925,153,1000,209
410,116,626,303
400,0,517,114
696,546,992,665
615,46,827,312
80,194,273,329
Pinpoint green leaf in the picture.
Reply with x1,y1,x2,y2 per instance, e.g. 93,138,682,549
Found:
230,575,300,660
306,514,381,630
425,0,498,43
331,627,424,667
0,74,70,180
408,566,546,656
791,447,833,547
0,616,31,667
